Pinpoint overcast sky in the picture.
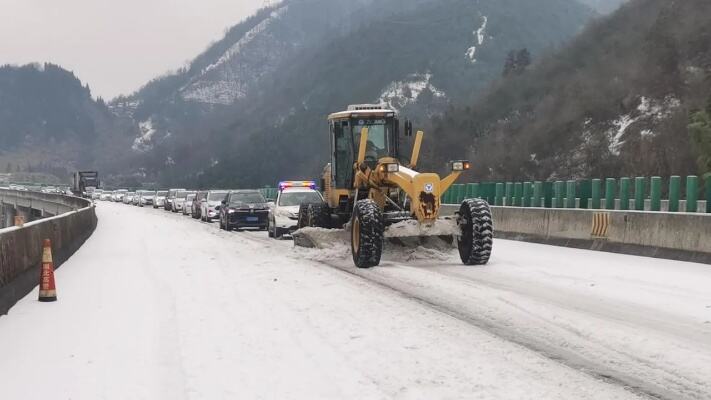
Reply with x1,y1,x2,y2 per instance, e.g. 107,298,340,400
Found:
0,0,267,99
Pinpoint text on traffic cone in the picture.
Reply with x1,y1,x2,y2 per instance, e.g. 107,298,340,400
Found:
38,239,57,302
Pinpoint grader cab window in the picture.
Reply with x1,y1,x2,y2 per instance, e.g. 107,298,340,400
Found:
332,121,353,188
331,117,395,188
353,119,391,161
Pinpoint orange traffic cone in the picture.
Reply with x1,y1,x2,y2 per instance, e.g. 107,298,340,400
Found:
38,239,57,302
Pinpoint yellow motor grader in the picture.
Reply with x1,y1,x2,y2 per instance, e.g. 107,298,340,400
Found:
294,104,493,268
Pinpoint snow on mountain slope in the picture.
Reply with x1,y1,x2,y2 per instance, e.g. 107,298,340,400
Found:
180,5,290,105
131,118,158,152
112,0,595,186
377,73,446,112
465,15,488,63
607,96,681,155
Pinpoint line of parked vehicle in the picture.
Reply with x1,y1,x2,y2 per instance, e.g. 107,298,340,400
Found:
91,182,325,238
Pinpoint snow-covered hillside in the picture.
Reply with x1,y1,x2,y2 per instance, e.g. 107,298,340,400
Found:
108,0,594,187
181,6,291,105
377,73,446,113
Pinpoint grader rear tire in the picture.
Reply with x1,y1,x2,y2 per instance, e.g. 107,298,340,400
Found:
307,203,330,228
458,198,493,265
351,200,384,268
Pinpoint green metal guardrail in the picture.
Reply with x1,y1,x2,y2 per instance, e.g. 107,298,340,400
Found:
259,187,279,201
259,175,711,213
443,175,711,213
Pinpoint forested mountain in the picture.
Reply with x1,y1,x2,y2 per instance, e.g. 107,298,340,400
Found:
112,0,593,188
0,63,132,178
430,0,711,181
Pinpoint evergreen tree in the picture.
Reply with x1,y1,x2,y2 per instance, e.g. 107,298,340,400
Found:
689,96,711,177
516,48,532,71
503,51,517,77
503,49,532,77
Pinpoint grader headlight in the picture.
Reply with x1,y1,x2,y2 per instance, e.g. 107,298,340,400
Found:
379,163,399,173
451,160,471,172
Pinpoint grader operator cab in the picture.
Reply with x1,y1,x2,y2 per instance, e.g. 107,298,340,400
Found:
294,104,493,268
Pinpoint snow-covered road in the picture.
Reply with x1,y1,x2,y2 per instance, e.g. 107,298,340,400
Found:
0,202,709,400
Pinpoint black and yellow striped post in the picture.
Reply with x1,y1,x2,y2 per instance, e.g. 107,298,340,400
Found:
591,212,611,238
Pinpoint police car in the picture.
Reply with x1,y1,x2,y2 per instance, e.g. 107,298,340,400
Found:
267,181,324,239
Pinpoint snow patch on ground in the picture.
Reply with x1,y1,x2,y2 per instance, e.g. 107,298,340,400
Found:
608,96,681,155
377,72,445,112
132,118,157,152
465,15,488,63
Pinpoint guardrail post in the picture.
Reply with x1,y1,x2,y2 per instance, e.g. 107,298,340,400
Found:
505,182,514,206
522,182,532,207
512,183,522,207
706,176,711,213
669,176,680,212
591,179,601,209
495,183,505,206
532,181,543,207
634,177,646,211
471,183,480,199
444,187,453,204
465,183,475,199
619,177,630,210
554,181,564,208
650,176,662,211
605,178,616,210
686,176,698,213
565,180,576,208
456,184,466,203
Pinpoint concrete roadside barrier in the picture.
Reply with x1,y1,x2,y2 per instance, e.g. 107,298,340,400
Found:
442,204,711,264
0,192,96,315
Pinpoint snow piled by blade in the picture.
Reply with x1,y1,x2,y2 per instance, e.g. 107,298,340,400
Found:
377,72,445,112
132,118,157,152
291,227,454,263
385,219,459,238
180,5,289,105
465,15,488,63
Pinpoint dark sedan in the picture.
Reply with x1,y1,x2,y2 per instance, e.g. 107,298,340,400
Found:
219,190,269,231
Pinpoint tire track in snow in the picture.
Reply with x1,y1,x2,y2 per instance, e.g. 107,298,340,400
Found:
315,260,676,400
232,230,711,400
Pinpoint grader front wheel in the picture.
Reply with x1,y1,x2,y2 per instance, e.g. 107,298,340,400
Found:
458,199,494,265
351,199,384,268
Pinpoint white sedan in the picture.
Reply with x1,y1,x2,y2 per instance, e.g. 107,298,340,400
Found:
268,185,324,238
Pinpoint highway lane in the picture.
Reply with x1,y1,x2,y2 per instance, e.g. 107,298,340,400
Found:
0,202,709,399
